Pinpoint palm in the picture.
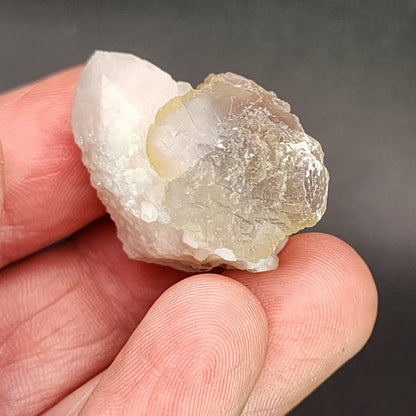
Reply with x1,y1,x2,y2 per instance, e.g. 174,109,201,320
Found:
0,68,377,416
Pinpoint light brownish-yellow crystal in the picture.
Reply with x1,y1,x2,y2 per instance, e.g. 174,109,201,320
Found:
147,73,329,264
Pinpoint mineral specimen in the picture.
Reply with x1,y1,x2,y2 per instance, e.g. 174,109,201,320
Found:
72,51,329,272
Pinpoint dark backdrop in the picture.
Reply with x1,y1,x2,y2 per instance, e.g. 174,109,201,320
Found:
1,1,415,414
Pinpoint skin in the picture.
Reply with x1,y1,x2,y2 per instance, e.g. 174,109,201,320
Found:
0,68,378,416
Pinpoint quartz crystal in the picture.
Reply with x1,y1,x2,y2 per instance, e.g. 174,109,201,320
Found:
72,51,329,272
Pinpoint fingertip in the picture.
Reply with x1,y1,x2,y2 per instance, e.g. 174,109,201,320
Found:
228,232,378,353
282,232,378,353
0,65,83,100
164,273,270,351
224,232,378,415
80,274,269,416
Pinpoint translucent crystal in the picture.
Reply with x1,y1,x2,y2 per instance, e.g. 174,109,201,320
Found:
72,51,329,272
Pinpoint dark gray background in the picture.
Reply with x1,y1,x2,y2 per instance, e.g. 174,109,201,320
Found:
1,0,415,414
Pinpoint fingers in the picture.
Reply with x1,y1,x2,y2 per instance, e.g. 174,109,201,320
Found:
225,233,378,415
0,67,105,268
0,218,376,416
0,217,187,416
78,274,268,416
43,374,102,416
0,138,4,220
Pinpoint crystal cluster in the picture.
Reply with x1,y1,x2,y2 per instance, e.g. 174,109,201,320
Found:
72,51,329,272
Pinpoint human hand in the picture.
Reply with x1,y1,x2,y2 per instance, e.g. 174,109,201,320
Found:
0,69,377,416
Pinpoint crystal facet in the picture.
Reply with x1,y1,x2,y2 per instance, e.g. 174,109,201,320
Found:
72,51,329,272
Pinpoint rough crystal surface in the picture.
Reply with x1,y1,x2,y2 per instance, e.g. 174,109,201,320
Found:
72,51,329,272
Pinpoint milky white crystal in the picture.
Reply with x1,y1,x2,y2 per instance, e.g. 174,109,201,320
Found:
72,51,329,272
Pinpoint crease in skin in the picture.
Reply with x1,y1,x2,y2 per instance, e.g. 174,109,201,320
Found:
0,137,4,223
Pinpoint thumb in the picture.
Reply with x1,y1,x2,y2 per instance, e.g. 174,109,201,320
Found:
79,274,268,416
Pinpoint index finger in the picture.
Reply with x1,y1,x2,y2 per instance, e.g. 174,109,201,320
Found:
0,67,106,268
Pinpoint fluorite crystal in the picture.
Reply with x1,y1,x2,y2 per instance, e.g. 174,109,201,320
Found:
72,51,329,272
